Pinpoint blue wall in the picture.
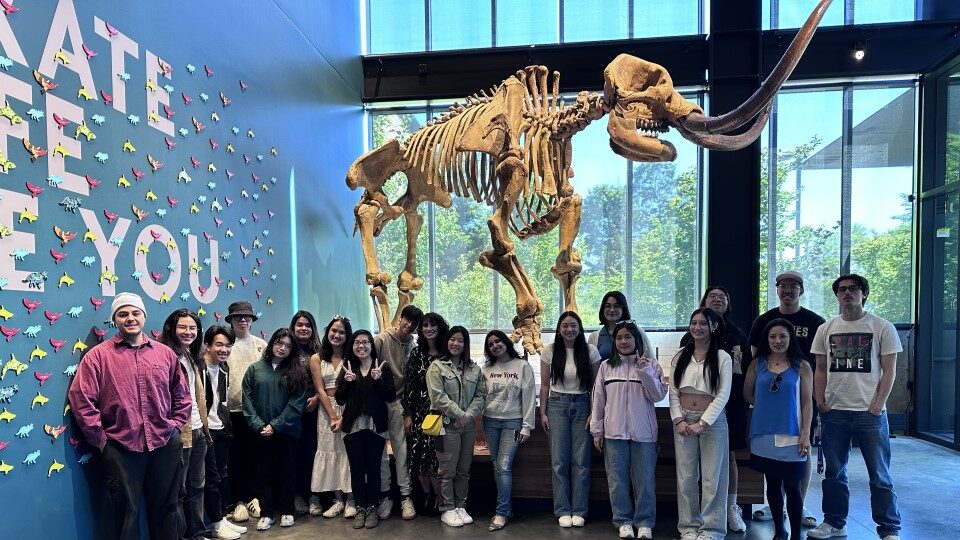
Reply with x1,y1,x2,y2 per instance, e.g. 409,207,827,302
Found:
0,1,363,537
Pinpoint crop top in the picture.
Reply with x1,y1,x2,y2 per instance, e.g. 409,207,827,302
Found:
668,349,732,426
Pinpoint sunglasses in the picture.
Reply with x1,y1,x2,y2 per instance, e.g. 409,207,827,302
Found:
770,372,784,393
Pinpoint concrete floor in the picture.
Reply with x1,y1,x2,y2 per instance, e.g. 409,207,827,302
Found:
245,436,955,539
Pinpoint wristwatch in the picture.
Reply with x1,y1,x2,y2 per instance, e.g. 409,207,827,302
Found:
698,419,709,428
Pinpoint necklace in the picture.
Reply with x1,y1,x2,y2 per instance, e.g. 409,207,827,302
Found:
692,350,707,363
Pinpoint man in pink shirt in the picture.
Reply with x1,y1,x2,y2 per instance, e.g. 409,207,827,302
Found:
69,292,191,540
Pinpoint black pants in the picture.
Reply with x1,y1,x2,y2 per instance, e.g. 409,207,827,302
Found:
204,429,231,524
101,434,183,540
228,411,256,505
253,433,298,517
344,429,386,508
178,430,207,539
764,471,803,539
297,408,319,500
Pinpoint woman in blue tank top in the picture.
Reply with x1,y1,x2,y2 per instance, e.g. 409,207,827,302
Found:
744,319,813,540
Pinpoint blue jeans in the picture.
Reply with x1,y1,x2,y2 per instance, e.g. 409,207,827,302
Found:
546,391,591,517
483,416,522,518
675,410,728,540
604,439,657,528
820,410,901,538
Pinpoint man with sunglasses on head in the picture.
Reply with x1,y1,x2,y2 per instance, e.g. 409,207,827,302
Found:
749,271,825,526
807,274,902,540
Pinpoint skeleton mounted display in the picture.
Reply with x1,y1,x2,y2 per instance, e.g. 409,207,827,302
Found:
347,0,832,354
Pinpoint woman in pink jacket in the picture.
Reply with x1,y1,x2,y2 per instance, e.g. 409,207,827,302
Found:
591,321,668,540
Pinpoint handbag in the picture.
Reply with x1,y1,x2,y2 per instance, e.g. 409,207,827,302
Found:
421,413,443,436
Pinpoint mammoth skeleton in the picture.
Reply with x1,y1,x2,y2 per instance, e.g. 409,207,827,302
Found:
347,0,832,353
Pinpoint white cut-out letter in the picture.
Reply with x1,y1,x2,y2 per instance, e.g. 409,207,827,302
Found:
80,208,131,296
93,16,138,114
37,0,97,96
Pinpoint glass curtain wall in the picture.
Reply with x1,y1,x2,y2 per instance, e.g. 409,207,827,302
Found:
759,82,917,323
763,0,917,29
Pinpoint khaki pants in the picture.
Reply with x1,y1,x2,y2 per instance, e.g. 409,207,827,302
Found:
436,424,477,512
380,400,412,496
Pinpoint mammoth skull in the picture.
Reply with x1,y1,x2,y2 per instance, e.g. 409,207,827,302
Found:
604,0,832,161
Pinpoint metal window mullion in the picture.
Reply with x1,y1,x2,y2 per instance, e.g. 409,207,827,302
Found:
424,0,432,51
766,97,779,308
491,0,497,47
558,0,565,43
844,0,854,25
626,160,634,306
770,0,779,29
839,86,854,274
627,0,634,39
428,202,436,312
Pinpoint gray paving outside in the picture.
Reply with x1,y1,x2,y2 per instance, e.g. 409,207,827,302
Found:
246,436,954,539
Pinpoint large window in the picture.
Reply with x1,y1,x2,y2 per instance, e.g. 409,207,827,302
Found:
367,93,703,331
759,82,916,323
367,0,702,54
763,0,917,29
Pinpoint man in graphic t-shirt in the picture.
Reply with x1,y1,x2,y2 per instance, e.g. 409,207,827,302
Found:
808,274,902,540
748,270,826,526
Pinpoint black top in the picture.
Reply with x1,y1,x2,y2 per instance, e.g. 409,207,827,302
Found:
748,307,826,366
203,362,232,435
335,364,396,433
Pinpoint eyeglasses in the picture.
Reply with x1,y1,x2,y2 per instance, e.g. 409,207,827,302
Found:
837,285,861,294
706,292,727,300
777,283,801,291
769,372,783,393
603,303,624,310
353,340,371,346
176,325,198,332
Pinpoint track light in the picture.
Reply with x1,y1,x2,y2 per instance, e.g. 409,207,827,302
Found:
852,41,866,61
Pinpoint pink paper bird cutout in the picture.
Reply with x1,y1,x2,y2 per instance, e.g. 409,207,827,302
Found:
90,297,105,310
52,113,69,129
85,175,101,189
44,310,61,325
104,20,119,37
167,195,178,207
82,43,97,60
164,137,176,150
103,209,118,224
49,338,66,352
35,372,52,386
1,0,19,16
100,89,113,105
50,249,67,264
25,181,44,198
22,298,41,314
0,326,19,342
204,65,214,77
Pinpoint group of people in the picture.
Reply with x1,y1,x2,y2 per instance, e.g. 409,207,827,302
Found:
66,269,903,540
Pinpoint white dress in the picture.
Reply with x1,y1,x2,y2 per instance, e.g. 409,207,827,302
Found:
311,360,352,493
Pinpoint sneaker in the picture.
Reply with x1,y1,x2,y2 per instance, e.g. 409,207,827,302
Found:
802,507,818,528
728,504,746,532
246,499,261,519
679,533,698,540
442,510,464,527
571,515,585,527
753,505,772,521
344,500,357,518
456,507,474,524
880,536,901,540
309,495,323,516
255,517,273,531
559,515,573,528
489,515,507,531
636,526,653,539
377,497,393,519
221,520,247,535
231,503,249,523
618,524,635,538
279,514,294,527
352,507,367,529
212,522,241,540
322,499,345,518
294,496,308,515
807,522,848,539
401,496,417,520
365,507,380,528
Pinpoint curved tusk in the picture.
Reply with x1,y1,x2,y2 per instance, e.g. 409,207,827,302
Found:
678,104,772,151
680,0,833,135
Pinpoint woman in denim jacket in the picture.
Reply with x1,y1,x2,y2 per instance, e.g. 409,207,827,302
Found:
426,326,487,528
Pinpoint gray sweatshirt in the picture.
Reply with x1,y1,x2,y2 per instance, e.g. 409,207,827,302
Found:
481,358,537,436
374,328,415,402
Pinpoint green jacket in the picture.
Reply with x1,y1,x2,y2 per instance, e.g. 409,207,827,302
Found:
426,356,486,423
241,360,307,438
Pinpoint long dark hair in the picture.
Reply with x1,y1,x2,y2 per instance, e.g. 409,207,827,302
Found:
416,312,449,356
445,326,473,367
698,285,732,317
607,321,646,368
345,329,378,373
673,308,722,393
160,309,202,367
289,310,321,356
319,315,353,363
551,311,592,391
757,318,804,371
598,291,631,327
261,328,308,394
483,330,521,366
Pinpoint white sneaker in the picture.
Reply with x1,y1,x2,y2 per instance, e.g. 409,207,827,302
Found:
246,499,261,519
802,506,819,527
344,500,357,518
400,496,417,520
679,533,698,540
255,517,273,531
294,496,308,515
231,503,249,523
322,499,345,518
618,524,635,538
636,526,653,539
441,510,464,527
279,514,294,527
457,507,474,524
308,495,323,516
728,504,746,532
881,536,901,540
753,505,773,521
571,515,585,527
221,520,247,535
212,522,241,540
377,497,393,519
807,522,848,538
559,515,573,528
